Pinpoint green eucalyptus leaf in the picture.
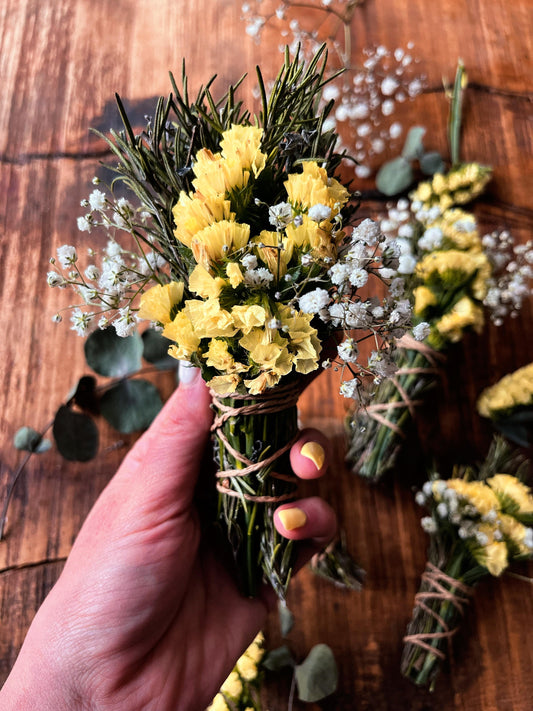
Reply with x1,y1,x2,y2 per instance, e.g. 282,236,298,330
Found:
262,645,296,672
295,644,338,703
278,602,294,637
53,406,99,462
100,379,162,434
376,157,413,196
420,151,446,176
14,427,51,454
73,375,100,414
84,328,143,377
142,328,177,370
401,126,426,161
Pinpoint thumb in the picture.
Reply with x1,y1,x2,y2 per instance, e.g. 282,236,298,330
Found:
115,364,213,511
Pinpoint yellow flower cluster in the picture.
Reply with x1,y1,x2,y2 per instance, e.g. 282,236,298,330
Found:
413,208,492,346
139,126,350,396
477,362,533,418
431,475,533,575
410,162,492,212
207,633,265,711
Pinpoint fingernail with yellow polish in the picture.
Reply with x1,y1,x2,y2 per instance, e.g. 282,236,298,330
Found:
300,441,325,470
278,507,307,531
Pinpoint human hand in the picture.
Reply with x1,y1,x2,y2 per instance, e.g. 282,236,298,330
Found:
0,366,336,711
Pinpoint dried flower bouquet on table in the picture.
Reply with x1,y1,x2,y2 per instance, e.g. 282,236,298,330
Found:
48,47,423,599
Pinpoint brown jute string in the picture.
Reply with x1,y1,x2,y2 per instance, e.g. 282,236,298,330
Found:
403,562,474,659
210,381,305,504
363,335,446,436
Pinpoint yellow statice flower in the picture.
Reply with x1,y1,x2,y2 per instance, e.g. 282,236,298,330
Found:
254,230,294,277
137,281,184,324
477,363,533,418
227,262,244,288
206,633,264,711
432,209,482,251
220,671,243,700
231,304,266,334
191,220,250,268
410,162,492,209
416,249,491,299
239,329,294,378
475,539,508,576
487,474,533,515
446,479,501,516
190,148,251,198
184,298,237,339
207,373,242,395
164,310,201,360
173,191,233,247
413,285,437,316
278,304,321,374
204,339,249,374
220,124,266,178
285,160,349,215
434,296,484,342
189,264,226,299
206,693,230,711
244,370,282,395
499,514,532,556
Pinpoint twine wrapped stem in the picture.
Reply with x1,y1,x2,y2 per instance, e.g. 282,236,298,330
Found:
210,380,305,600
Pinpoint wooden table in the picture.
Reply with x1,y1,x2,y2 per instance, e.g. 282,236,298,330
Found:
1,1,532,709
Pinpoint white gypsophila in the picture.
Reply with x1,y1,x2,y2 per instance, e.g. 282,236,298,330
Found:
421,516,438,534
455,218,476,233
339,378,360,399
241,253,258,270
77,215,92,233
47,271,67,288
398,254,417,275
52,313,62,323
244,267,274,287
389,277,406,298
355,165,372,179
57,245,78,268
349,267,369,288
106,240,123,258
88,189,106,212
98,316,109,330
308,203,332,222
345,301,371,328
418,226,443,251
412,322,431,341
268,202,293,229
345,241,369,264
327,301,346,327
422,481,433,497
389,299,412,326
113,307,138,337
328,262,351,286
415,491,426,506
267,318,282,330
337,337,359,363
436,502,448,518
70,308,92,336
138,251,167,276
85,265,101,281
398,223,414,238
524,528,533,549
98,258,129,296
299,287,330,314
352,218,381,246
368,350,398,379
301,252,313,267
371,305,385,318
78,286,99,304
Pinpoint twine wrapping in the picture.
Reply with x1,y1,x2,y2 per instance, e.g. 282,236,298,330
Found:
210,380,305,504
403,562,474,659
363,335,447,436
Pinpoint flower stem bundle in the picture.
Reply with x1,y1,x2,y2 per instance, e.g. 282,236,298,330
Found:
402,438,533,689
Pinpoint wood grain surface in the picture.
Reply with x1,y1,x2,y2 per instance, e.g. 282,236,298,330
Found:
0,1,532,709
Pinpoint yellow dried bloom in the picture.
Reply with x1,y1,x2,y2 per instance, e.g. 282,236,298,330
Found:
416,249,491,300
499,514,531,555
246,632,265,663
285,161,349,214
207,373,242,395
220,124,266,178
477,363,533,417
278,305,321,374
411,180,433,204
191,220,250,268
231,304,266,334
236,653,258,681
220,671,243,700
487,474,533,514
478,540,508,576
413,285,437,315
446,479,501,515
206,693,230,711
244,370,281,394
435,296,484,342
189,264,226,299
431,172,447,195
137,281,184,324
226,262,244,288
184,298,237,339
173,191,233,247
254,230,294,277
204,339,248,374
163,310,201,360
